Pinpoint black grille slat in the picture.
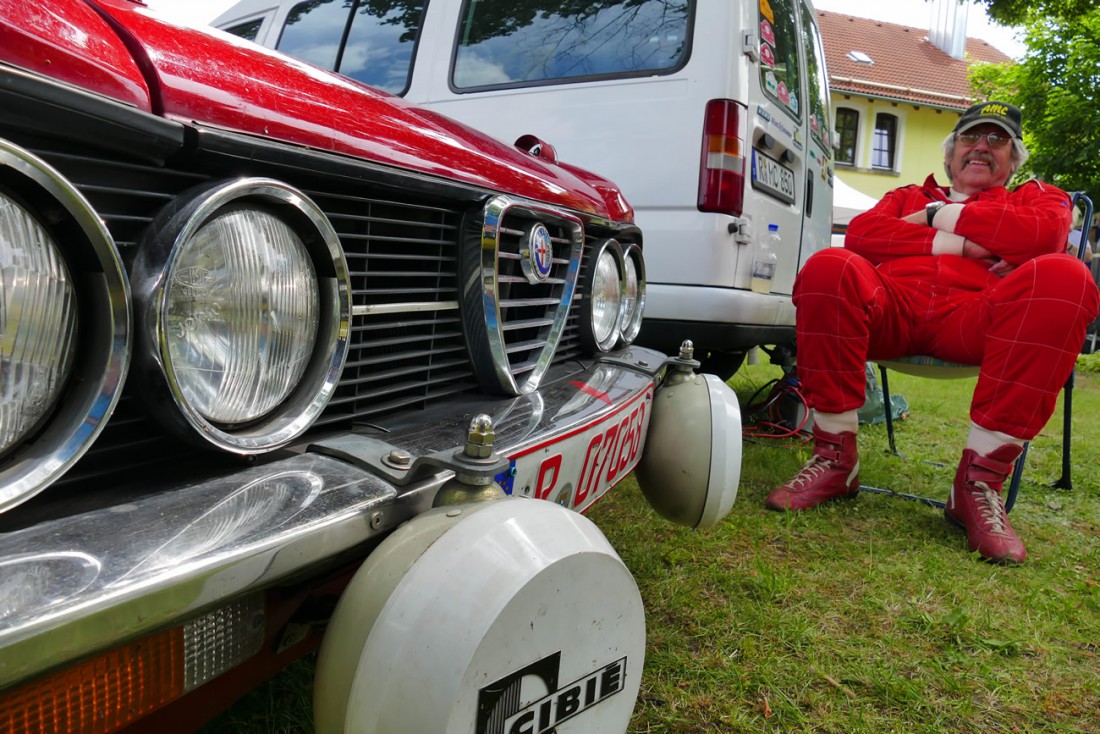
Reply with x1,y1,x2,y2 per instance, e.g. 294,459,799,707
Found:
319,379,480,423
338,357,471,386
502,317,556,331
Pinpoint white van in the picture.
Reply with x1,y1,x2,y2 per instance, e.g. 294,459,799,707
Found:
215,0,835,377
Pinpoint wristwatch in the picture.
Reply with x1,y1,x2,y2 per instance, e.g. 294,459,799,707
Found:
926,201,946,227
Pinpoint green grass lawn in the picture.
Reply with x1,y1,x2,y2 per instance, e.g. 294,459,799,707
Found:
204,358,1100,733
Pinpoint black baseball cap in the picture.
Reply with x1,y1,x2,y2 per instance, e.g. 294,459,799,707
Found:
954,101,1023,139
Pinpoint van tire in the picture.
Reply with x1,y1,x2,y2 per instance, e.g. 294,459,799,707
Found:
698,350,746,381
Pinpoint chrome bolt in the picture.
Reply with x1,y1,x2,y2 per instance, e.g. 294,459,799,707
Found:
369,511,384,530
464,414,495,459
679,339,695,361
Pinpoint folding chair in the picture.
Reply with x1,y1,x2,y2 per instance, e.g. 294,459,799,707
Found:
860,192,1094,509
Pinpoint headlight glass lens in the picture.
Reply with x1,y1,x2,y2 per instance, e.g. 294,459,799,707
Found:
0,192,78,454
590,248,623,348
165,208,319,425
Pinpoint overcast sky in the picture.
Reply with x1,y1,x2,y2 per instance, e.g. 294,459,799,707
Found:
143,0,1026,58
813,0,1025,57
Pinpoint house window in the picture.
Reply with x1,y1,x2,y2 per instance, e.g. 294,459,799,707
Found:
835,108,859,165
872,113,898,169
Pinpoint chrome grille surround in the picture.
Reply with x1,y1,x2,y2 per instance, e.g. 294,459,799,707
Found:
467,196,584,395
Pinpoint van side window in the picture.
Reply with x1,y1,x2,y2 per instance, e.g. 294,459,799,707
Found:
757,0,802,122
872,113,898,169
835,108,859,165
278,0,350,71
277,0,425,95
452,0,691,90
799,5,831,156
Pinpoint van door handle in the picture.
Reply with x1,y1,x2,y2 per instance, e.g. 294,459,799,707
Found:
805,175,813,217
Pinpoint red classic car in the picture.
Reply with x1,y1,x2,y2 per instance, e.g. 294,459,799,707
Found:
0,2,741,732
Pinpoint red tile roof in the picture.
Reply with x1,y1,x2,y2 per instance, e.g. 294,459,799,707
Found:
817,11,1013,111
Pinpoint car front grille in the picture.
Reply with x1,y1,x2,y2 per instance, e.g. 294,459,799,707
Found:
7,134,592,487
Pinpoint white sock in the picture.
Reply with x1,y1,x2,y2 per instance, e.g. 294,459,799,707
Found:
814,410,859,435
966,422,1025,455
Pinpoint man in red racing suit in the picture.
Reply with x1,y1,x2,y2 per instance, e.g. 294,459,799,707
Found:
765,101,1099,564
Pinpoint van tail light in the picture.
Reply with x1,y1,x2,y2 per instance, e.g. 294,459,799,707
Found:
697,99,746,216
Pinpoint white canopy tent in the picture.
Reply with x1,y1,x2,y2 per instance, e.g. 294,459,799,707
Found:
832,176,879,247
833,176,879,226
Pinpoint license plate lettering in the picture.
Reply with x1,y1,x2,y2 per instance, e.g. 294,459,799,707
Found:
507,386,653,513
573,433,606,508
533,454,563,500
752,148,797,204
606,405,640,485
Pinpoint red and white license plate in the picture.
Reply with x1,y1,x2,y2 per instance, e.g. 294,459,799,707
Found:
507,386,653,513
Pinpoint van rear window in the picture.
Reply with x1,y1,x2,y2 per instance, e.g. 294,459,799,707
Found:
453,0,691,90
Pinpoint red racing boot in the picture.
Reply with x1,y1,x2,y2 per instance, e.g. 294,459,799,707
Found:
944,445,1026,564
766,427,860,511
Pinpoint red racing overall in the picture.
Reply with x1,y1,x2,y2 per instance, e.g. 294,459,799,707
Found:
794,174,1099,440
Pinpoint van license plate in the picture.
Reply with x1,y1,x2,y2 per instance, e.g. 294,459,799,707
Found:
751,148,797,204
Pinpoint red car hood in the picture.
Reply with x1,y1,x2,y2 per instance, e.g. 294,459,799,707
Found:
0,0,633,221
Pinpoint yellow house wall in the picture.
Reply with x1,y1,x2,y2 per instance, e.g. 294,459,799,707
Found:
832,95,963,199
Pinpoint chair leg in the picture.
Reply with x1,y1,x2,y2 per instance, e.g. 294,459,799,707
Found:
1005,442,1027,513
878,365,901,457
1052,369,1074,490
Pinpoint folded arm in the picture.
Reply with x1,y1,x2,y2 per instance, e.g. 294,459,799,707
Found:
845,180,1072,269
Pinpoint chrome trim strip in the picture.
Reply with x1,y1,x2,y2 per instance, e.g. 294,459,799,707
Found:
0,138,131,514
353,301,459,317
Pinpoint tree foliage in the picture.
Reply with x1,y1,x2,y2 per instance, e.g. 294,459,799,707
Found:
975,0,1094,27
969,8,1100,197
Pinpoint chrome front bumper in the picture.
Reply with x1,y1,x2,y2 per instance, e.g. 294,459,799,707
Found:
0,348,665,689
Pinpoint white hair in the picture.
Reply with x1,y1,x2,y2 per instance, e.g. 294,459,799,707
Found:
941,130,1030,182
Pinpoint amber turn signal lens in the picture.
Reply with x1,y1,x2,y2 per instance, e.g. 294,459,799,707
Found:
0,628,184,734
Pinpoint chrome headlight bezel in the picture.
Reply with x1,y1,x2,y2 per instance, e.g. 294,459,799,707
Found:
0,139,130,513
132,178,351,454
618,243,646,346
579,238,625,354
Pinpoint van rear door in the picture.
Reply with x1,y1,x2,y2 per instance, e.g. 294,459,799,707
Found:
742,0,830,292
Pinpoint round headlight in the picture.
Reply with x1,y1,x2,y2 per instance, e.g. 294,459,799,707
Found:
618,243,646,346
580,239,624,353
164,208,319,425
0,140,129,514
134,179,350,454
0,192,78,454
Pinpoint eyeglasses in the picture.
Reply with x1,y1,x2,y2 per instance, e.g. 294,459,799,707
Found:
956,131,1012,149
